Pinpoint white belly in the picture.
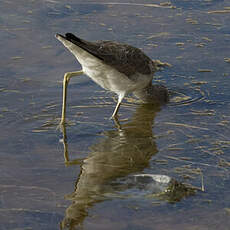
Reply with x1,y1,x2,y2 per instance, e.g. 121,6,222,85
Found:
71,45,151,95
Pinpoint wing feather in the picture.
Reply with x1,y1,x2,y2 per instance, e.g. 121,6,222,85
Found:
65,33,156,78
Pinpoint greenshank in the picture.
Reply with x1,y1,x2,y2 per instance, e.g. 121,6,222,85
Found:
55,33,168,124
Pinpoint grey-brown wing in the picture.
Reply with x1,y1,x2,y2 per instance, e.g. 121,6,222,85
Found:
93,41,155,77
65,33,156,78
64,34,155,78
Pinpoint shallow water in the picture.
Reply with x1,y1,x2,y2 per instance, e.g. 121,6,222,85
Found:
1,0,230,229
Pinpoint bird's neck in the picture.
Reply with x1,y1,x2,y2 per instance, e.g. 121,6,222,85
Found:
133,82,169,104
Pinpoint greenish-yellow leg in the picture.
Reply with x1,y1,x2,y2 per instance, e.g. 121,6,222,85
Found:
60,70,84,125
111,92,125,119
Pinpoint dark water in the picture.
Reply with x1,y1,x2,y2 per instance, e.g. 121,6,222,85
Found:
1,0,230,229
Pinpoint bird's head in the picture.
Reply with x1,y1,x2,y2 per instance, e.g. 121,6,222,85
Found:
133,83,169,105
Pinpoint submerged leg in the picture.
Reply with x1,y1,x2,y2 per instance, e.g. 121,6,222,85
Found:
111,92,125,118
60,70,84,125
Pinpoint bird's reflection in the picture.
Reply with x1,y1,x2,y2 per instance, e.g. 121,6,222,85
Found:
60,104,160,229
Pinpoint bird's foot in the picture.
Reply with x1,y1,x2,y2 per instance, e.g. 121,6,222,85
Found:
110,114,119,120
56,119,76,131
110,115,122,130
56,122,65,132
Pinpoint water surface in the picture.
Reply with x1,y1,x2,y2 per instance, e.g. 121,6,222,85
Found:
0,0,230,229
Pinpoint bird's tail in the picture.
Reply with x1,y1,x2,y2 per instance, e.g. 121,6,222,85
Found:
65,33,85,45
